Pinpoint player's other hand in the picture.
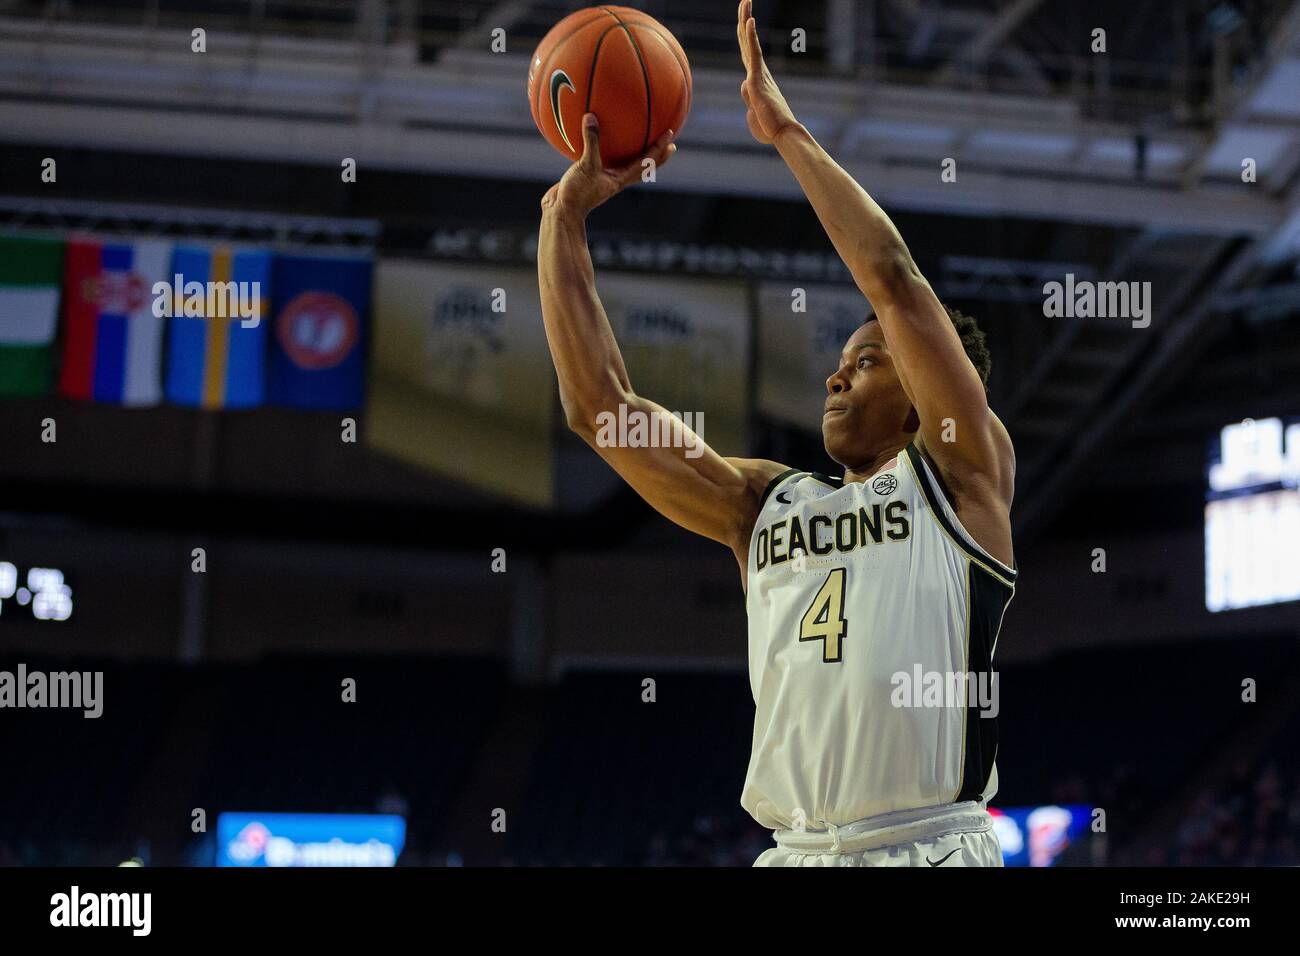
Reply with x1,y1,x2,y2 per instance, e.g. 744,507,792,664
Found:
737,0,800,146
541,113,676,216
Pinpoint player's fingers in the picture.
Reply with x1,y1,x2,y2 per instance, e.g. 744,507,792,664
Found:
637,128,675,168
632,143,676,183
736,0,748,66
657,127,678,160
608,152,648,184
739,2,760,75
745,15,764,70
611,131,674,186
652,140,677,172
740,80,751,105
578,113,601,170
629,144,675,183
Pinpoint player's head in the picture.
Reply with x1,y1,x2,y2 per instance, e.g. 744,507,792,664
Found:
822,306,989,468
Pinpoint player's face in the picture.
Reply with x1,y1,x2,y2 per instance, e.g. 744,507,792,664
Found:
822,320,916,466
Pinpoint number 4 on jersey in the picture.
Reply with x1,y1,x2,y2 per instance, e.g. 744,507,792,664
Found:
799,567,847,663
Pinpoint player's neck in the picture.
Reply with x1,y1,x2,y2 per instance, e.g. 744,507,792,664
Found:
841,439,911,485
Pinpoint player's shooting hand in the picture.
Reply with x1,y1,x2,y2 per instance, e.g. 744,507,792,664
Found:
541,114,676,216
737,0,800,146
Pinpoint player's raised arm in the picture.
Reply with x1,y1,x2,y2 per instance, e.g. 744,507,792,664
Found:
736,0,1007,489
538,113,786,554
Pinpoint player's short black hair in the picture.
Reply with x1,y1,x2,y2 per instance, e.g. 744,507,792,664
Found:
943,305,991,388
864,306,991,387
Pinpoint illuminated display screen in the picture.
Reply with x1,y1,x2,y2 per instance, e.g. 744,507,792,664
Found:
0,562,74,622
1205,418,1300,612
216,812,406,867
989,804,1092,866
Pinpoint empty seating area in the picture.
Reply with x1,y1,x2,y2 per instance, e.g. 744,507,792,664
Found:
503,670,762,865
996,634,1300,848
0,657,187,865
1,634,1296,865
192,655,507,857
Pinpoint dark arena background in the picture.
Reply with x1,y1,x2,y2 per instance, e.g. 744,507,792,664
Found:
0,0,1298,912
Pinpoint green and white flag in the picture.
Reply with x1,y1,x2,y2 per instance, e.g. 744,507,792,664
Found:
0,235,64,396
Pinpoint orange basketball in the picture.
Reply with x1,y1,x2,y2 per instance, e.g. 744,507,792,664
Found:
527,5,691,168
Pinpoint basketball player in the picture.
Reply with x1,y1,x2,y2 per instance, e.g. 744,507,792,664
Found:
536,0,1015,867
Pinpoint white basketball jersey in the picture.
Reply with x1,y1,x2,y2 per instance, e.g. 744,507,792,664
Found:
742,443,1016,830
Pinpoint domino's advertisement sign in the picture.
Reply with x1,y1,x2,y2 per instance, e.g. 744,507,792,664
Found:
989,805,1092,867
217,813,406,867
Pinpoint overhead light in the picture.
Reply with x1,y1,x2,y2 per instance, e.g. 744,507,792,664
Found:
1206,3,1245,37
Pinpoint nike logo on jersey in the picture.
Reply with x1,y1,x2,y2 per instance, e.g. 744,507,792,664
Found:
926,848,960,867
775,490,793,504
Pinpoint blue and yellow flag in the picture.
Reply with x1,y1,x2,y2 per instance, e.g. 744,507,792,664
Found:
164,245,271,409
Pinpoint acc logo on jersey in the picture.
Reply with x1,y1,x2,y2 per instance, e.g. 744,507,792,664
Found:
872,474,898,496
276,291,358,370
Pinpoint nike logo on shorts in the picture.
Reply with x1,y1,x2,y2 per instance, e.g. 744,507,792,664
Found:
926,847,960,867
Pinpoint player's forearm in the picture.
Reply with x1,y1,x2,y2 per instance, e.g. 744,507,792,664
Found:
774,123,990,430
538,203,634,429
774,124,922,307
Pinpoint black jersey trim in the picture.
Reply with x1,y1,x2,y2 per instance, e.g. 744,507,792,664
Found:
902,444,1017,585
807,471,842,489
757,468,802,511
957,562,1014,804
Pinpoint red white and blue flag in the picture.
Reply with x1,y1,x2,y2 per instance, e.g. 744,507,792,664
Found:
58,235,171,406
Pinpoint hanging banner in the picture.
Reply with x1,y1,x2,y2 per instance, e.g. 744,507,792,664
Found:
756,281,869,433
593,273,751,457
0,235,63,397
368,259,555,508
59,235,172,406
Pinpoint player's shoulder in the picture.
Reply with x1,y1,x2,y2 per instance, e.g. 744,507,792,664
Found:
990,410,1015,466
726,458,797,541
725,459,797,565
727,458,798,500
919,410,1015,499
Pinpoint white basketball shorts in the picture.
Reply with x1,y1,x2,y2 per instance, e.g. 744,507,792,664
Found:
753,800,1003,867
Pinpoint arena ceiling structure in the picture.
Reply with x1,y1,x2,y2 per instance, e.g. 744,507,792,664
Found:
1,0,1298,544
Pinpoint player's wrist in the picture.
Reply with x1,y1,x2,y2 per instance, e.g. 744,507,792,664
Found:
772,121,809,148
542,195,593,222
